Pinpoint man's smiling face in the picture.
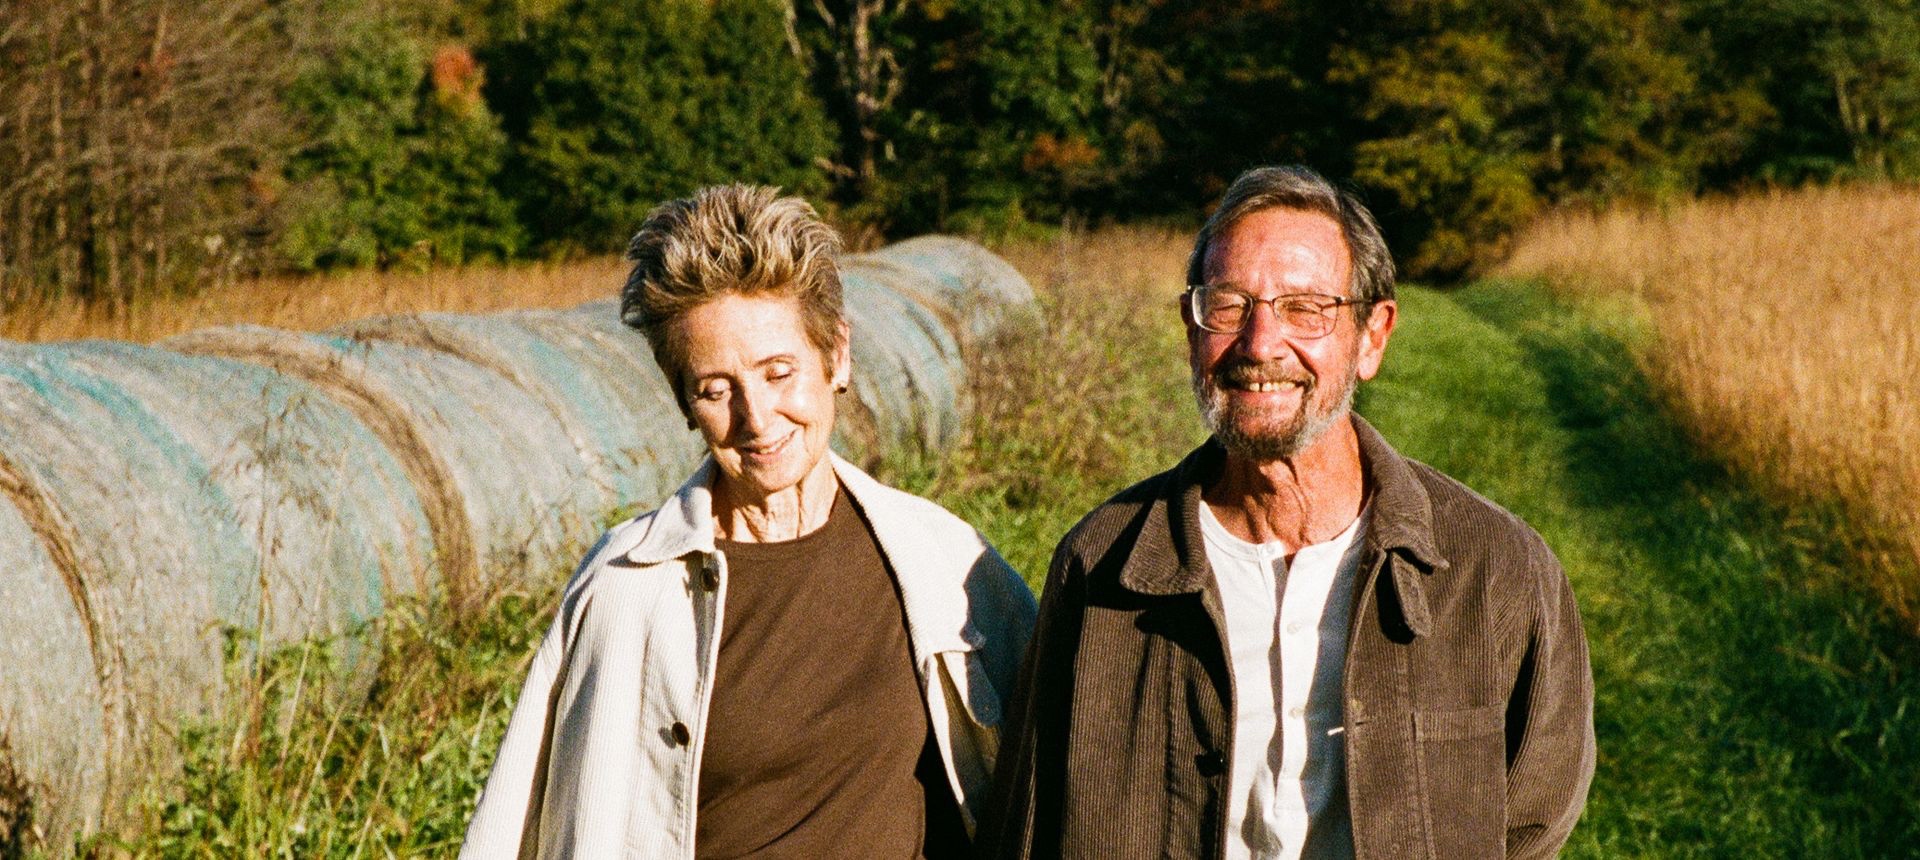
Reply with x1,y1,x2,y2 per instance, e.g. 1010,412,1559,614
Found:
1186,207,1392,461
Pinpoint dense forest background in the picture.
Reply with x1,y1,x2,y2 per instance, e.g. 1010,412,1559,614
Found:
3,0,1917,303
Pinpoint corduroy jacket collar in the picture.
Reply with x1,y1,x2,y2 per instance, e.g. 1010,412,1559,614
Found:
1115,414,1449,635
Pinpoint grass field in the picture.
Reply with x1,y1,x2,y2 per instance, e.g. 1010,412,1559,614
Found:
1502,187,1920,629
0,258,628,345
27,226,1920,856
1362,284,1918,856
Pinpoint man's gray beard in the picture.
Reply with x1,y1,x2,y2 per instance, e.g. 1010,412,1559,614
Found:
1193,368,1356,461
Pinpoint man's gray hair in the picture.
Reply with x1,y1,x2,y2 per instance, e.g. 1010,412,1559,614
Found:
1186,165,1395,318
620,184,845,418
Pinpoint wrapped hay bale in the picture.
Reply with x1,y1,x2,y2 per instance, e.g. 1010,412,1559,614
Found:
166,326,600,603
43,341,431,639
506,304,705,510
0,340,434,848
339,311,702,516
0,492,108,851
834,237,1036,452
0,345,253,830
0,234,1037,853
839,267,967,452
856,235,1039,344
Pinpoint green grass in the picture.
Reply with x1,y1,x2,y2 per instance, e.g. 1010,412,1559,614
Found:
1357,283,1919,857
89,278,1918,858
83,593,551,858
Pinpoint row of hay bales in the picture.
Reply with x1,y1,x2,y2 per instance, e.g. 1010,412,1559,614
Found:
0,237,1034,853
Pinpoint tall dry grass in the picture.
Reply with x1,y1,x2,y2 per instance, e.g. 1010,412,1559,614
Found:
0,258,631,343
1502,186,1920,626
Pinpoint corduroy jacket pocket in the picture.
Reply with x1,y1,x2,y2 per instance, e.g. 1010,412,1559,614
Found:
1413,705,1506,857
1414,704,1503,742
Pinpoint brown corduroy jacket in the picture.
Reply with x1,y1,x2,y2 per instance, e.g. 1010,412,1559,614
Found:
978,416,1595,859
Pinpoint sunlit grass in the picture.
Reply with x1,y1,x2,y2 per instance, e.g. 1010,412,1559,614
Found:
1502,186,1920,629
0,258,628,344
1362,284,1919,857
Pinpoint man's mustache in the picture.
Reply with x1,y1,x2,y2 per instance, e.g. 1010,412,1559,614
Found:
1215,360,1313,389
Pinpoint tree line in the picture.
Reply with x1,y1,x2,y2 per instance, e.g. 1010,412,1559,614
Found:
2,0,1915,304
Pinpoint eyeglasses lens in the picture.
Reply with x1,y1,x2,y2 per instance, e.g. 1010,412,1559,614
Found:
1193,288,1336,337
1196,290,1248,332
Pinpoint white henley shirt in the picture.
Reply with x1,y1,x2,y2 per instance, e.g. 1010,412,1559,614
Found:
1199,500,1369,860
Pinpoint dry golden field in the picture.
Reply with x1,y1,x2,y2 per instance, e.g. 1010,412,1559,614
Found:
0,257,631,344
0,229,1197,346
1503,186,1920,623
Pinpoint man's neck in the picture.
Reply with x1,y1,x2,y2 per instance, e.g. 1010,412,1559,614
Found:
1202,416,1367,551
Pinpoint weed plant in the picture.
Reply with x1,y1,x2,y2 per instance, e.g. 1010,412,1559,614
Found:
882,227,1207,583
92,593,553,857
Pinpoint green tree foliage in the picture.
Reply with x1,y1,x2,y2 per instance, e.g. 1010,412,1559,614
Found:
1083,1,1358,213
1324,0,1730,277
9,0,1919,294
279,11,522,271
1692,0,1920,182
489,0,831,254
788,0,1102,235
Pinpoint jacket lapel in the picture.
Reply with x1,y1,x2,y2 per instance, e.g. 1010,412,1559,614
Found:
1116,440,1225,597
1351,415,1448,639
1113,419,1449,637
829,453,980,658
617,457,719,566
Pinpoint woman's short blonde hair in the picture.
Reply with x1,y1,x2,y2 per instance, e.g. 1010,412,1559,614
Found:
620,185,845,417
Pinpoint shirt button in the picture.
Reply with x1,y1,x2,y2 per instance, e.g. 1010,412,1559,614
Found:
669,721,692,746
1286,621,1303,634
1289,706,1305,719
699,555,720,592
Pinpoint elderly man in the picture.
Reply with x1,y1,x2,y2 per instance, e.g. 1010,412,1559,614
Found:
981,166,1595,859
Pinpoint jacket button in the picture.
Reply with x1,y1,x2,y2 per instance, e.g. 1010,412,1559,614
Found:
1195,750,1227,777
699,556,720,592
670,721,692,746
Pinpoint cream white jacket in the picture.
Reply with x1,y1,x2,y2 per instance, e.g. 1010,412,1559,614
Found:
459,453,1037,859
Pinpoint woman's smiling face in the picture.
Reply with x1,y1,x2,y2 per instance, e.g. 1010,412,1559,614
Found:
677,292,848,502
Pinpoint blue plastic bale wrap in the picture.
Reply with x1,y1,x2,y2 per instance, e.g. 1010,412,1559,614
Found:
835,238,1036,452
43,341,432,637
166,325,600,600
839,266,967,451
0,339,429,847
855,235,1039,344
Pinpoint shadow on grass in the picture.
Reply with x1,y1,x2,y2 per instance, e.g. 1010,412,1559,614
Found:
1363,283,1918,858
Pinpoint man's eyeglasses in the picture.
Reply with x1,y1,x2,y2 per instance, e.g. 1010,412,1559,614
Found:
1184,285,1372,338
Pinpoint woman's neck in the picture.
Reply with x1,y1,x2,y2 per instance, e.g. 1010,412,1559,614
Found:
713,457,840,543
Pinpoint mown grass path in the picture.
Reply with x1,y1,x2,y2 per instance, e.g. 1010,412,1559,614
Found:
1357,284,1919,857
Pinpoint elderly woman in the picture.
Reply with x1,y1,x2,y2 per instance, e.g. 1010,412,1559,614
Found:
460,185,1035,859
